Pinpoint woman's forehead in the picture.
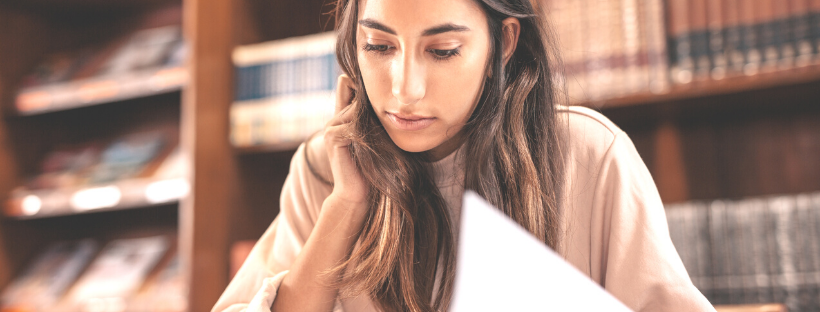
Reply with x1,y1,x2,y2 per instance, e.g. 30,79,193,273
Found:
357,0,487,36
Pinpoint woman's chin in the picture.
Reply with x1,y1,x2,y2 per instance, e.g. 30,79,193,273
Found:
388,134,440,154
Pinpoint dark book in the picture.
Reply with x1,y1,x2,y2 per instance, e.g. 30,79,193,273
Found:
667,0,695,84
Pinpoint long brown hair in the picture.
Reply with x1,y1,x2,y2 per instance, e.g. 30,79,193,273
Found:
327,0,565,311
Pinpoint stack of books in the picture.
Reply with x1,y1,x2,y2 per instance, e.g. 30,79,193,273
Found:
666,192,820,312
15,22,187,115
545,0,670,103
665,0,820,84
231,31,340,149
4,128,188,218
0,236,184,312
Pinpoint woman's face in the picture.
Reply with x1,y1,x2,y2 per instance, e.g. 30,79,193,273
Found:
357,0,491,159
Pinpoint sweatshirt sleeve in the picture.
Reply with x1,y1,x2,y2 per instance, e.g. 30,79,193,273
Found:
592,132,715,312
210,142,339,312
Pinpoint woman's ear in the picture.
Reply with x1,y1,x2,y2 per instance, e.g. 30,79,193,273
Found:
501,17,521,66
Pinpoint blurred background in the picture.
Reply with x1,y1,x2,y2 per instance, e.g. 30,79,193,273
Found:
0,0,818,311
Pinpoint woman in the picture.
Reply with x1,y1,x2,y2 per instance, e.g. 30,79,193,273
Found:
213,0,714,311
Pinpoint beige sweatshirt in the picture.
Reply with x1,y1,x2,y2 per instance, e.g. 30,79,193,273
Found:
211,105,716,312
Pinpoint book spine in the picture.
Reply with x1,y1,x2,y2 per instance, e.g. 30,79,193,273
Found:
694,202,713,298
809,194,820,311
689,0,711,81
722,0,745,74
773,0,795,69
609,0,627,98
790,0,814,66
755,0,779,71
708,200,728,305
621,0,641,95
645,0,669,93
707,0,727,79
770,197,798,310
667,0,695,84
811,0,820,61
738,0,762,74
737,199,761,304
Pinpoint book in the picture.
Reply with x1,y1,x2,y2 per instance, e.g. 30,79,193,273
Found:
62,236,169,311
755,0,780,71
126,254,187,312
0,239,98,312
689,0,711,80
790,0,815,66
723,0,746,74
667,0,695,84
812,0,820,61
231,31,339,148
707,0,728,79
738,0,762,75
644,0,670,93
87,131,169,184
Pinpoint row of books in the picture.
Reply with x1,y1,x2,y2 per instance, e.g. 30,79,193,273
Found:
666,0,820,84
15,6,186,115
0,236,185,312
4,128,188,218
666,192,820,312
231,32,339,148
546,0,670,103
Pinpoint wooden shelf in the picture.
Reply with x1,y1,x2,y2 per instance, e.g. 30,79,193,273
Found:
15,66,187,116
234,141,304,155
580,64,820,109
4,177,189,219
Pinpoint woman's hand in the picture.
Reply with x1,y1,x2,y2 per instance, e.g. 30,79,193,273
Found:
324,74,368,209
271,76,370,312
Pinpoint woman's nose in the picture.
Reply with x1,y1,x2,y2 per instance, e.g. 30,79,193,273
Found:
391,52,426,105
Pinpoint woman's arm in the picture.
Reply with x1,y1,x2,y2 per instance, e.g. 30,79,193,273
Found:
270,195,367,311
270,74,369,312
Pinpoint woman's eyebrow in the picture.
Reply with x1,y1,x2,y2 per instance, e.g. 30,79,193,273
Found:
358,19,471,36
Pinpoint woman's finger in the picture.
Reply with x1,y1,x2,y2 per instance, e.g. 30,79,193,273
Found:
335,74,356,115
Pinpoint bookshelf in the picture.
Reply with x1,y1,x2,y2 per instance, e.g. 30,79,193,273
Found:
0,0,191,310
0,0,819,311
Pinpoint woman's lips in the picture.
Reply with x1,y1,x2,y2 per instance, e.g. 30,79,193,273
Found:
386,112,436,131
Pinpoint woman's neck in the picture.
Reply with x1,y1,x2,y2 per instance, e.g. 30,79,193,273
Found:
427,131,466,162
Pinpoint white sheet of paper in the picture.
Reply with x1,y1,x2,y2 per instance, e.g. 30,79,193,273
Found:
450,191,633,311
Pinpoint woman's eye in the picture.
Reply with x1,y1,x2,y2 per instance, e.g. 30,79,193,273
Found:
363,43,392,54
428,48,461,60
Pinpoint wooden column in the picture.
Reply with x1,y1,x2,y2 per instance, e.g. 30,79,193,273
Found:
181,0,238,310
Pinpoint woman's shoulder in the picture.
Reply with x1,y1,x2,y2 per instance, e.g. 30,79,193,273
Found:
555,105,625,157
